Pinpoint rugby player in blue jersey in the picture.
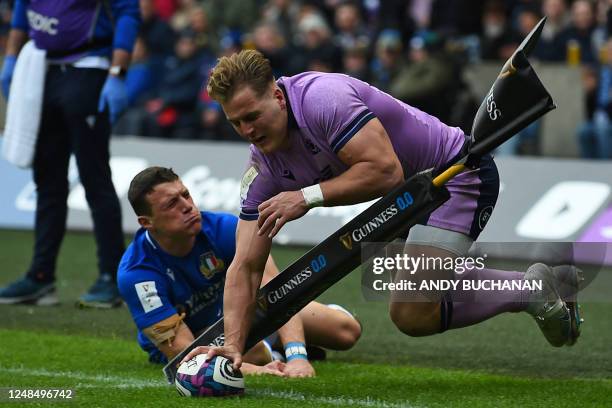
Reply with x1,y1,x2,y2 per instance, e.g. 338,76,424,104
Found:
118,166,361,377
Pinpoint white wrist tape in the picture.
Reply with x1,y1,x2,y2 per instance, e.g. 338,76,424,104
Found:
301,184,324,208
285,342,308,361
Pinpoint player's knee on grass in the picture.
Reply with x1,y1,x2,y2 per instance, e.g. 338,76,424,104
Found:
389,301,441,337
331,313,362,350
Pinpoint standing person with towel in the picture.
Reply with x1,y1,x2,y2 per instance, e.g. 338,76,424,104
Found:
0,0,140,308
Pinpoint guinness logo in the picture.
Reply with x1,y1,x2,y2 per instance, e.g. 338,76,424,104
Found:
256,291,268,311
339,233,353,250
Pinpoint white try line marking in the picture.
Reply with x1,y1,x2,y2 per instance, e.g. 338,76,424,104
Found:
1,366,163,389
1,366,421,408
250,389,420,408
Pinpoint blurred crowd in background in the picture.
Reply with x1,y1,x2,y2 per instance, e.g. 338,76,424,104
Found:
1,0,612,159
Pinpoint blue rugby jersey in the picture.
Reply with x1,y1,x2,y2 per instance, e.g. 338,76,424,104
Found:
117,211,237,360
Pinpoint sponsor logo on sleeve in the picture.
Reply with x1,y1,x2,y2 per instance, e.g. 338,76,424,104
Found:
135,281,163,313
240,166,259,200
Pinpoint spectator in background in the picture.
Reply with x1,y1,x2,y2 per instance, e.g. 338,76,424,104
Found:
333,1,371,52
189,6,219,56
370,29,405,92
140,0,176,58
578,37,612,159
389,32,455,123
115,36,158,136
169,0,198,32
593,0,610,50
197,31,243,142
557,0,598,64
144,29,205,139
125,37,157,107
409,0,434,33
139,0,176,92
261,0,302,41
480,0,519,61
534,0,571,61
204,0,259,33
294,12,342,72
252,22,297,77
152,0,177,21
342,43,370,81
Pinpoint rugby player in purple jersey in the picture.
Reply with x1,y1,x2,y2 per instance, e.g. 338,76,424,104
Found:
183,50,582,369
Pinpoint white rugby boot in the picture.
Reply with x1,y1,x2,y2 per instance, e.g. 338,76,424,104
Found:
551,265,584,346
524,263,572,347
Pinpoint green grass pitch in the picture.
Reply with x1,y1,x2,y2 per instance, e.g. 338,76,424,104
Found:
0,229,610,407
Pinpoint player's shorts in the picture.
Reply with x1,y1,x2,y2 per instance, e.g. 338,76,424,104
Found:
411,154,499,248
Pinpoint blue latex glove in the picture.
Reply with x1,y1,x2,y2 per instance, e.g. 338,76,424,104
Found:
1,55,17,99
97,75,128,125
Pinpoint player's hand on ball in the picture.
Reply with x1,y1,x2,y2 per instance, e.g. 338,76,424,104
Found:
257,191,309,238
181,346,211,365
283,358,315,378
182,345,244,370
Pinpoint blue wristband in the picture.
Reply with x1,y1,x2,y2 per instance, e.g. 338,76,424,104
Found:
284,342,308,361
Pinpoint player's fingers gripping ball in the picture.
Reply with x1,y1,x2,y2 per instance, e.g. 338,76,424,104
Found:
175,354,245,397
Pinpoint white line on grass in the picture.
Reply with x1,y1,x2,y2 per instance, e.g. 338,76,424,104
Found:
1,366,164,389
251,389,419,408
1,366,420,408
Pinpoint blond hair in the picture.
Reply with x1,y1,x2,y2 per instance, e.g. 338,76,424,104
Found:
207,50,274,103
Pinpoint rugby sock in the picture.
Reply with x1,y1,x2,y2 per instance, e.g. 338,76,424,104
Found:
439,292,454,333
449,267,528,330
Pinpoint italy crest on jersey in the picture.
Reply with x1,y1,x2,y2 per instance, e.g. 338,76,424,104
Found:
199,251,225,279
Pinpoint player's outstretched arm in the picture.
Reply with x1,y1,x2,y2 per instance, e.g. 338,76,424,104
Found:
220,219,272,368
182,220,270,368
261,256,315,378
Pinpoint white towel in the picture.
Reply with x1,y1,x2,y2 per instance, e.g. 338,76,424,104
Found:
2,41,47,168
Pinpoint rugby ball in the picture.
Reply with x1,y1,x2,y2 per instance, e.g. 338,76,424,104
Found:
175,353,244,397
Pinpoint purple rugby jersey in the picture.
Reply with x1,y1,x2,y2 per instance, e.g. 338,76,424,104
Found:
27,0,100,54
239,72,496,238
